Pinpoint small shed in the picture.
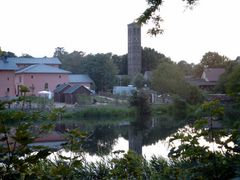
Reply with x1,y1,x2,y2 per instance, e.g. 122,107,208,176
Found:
64,85,92,104
53,84,71,102
68,74,94,89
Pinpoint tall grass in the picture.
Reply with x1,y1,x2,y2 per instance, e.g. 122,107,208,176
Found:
68,105,136,119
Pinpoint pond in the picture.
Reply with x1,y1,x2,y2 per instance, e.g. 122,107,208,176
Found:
29,116,187,161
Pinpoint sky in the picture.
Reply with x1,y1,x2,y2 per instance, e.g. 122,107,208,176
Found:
0,0,240,64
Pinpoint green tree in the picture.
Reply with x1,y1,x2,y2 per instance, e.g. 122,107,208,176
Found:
151,62,185,95
192,52,230,78
200,51,230,68
142,47,169,73
79,53,118,92
132,73,145,89
20,53,33,58
0,47,16,58
112,54,127,75
177,60,193,76
225,65,240,100
129,90,151,116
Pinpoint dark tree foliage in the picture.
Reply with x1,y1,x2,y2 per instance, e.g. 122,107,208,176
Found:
225,65,240,99
129,90,151,116
215,61,238,93
0,47,17,58
200,51,230,68
132,73,145,89
111,54,127,75
192,51,231,78
177,60,194,76
54,48,118,91
137,0,199,35
20,53,33,58
141,47,170,73
78,53,118,92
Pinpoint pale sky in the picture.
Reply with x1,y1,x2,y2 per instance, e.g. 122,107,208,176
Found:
0,0,240,64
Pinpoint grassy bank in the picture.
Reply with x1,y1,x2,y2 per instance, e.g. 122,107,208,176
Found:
65,105,136,119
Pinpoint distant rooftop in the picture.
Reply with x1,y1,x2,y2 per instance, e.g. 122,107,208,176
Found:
68,74,93,83
0,59,18,70
7,57,61,65
202,68,225,82
54,83,71,93
16,64,70,74
64,84,91,94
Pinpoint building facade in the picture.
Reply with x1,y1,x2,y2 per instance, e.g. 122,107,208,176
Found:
128,23,142,76
0,57,93,98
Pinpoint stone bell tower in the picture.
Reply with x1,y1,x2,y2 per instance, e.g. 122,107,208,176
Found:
128,22,142,76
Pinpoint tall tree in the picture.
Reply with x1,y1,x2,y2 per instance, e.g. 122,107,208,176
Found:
177,60,193,76
79,53,118,92
141,47,170,73
200,52,230,68
192,52,231,78
151,62,185,95
132,73,145,89
112,54,127,75
225,65,240,99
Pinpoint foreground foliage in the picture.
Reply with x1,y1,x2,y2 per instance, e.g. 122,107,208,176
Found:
0,99,239,179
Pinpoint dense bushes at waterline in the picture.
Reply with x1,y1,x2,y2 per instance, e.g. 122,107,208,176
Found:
0,97,240,179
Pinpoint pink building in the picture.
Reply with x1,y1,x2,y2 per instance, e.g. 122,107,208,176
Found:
0,57,94,98
15,64,70,96
0,60,18,97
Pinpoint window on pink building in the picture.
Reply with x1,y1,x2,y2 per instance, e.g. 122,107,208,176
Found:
31,75,34,79
19,76,22,82
59,75,61,78
44,83,48,90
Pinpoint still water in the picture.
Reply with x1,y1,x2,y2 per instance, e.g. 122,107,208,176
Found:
30,116,187,161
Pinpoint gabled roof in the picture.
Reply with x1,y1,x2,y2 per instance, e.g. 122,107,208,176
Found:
202,68,225,82
16,64,70,74
64,85,91,94
54,83,71,93
144,71,153,80
68,74,93,83
0,60,18,70
7,57,61,65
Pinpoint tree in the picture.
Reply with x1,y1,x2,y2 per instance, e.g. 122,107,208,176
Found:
137,0,198,35
79,53,118,92
132,73,145,89
192,52,231,78
0,47,16,58
129,90,151,116
141,47,169,73
177,60,193,76
53,47,68,59
225,65,240,100
20,53,33,58
151,62,185,95
200,51,230,68
112,54,128,75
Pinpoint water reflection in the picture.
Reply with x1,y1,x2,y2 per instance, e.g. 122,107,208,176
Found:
29,116,186,159
128,115,186,156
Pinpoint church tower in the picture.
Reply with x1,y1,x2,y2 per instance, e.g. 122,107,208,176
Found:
128,23,142,76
